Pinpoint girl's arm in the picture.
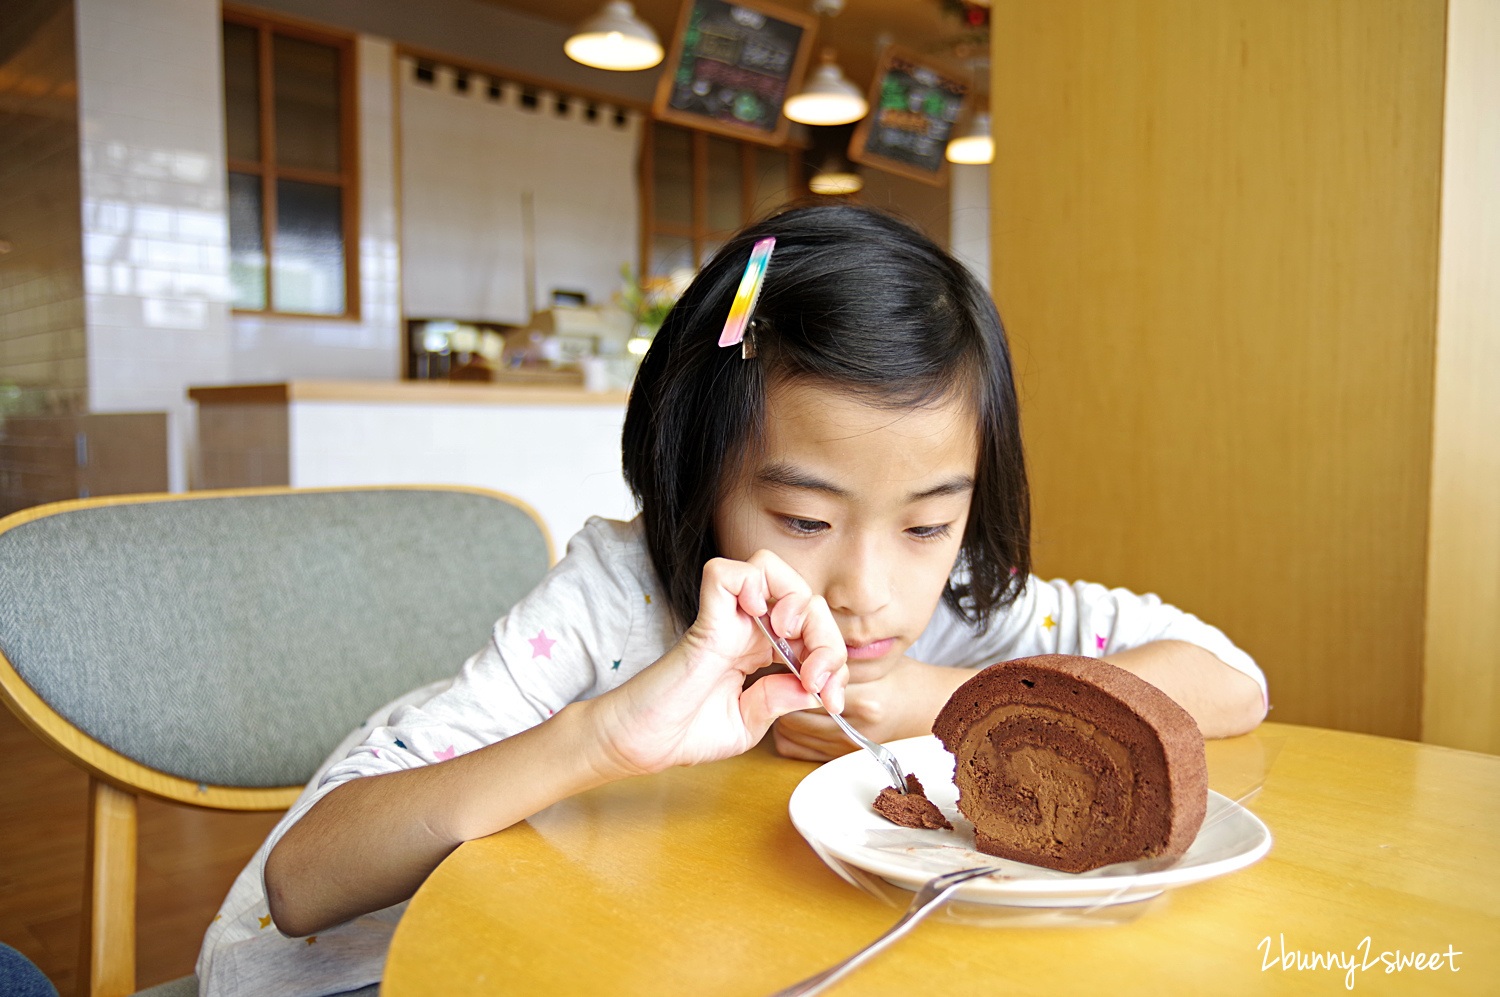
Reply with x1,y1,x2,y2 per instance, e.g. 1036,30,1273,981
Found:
773,641,1266,761
266,551,847,937
1100,639,1267,737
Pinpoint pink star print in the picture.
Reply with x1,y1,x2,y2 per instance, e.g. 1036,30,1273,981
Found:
435,745,457,761
528,629,558,658
1096,634,1107,651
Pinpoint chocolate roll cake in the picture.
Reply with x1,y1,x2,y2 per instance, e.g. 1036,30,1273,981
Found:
931,655,1207,873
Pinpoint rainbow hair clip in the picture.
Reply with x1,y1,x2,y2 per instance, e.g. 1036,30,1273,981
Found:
718,236,775,358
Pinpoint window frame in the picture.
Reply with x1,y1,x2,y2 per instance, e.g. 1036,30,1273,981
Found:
222,7,360,321
639,119,803,277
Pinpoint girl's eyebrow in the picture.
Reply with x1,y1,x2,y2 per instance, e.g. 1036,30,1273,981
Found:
910,476,975,501
755,463,974,502
756,463,849,497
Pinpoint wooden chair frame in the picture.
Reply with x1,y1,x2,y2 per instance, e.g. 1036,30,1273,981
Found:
0,485,553,997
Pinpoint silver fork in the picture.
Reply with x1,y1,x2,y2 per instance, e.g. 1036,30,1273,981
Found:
753,614,908,793
766,866,998,997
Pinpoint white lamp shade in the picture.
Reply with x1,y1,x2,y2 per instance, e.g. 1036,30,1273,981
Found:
945,112,993,164
784,60,868,126
565,1,663,71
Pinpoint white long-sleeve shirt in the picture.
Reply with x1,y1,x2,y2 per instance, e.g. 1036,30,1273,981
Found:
197,516,1265,997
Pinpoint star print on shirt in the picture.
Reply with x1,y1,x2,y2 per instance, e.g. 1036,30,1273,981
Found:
611,659,622,671
394,738,407,750
528,629,558,658
644,594,651,605
1096,634,1107,651
306,937,317,945
1042,614,1057,631
435,745,457,761
258,915,272,929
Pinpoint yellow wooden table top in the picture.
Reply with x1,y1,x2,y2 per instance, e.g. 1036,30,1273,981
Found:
382,722,1499,995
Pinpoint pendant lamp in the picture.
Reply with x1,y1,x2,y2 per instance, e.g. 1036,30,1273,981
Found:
564,1,663,71
784,50,868,126
808,152,863,195
945,112,993,164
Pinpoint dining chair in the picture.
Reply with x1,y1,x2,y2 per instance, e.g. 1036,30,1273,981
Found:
0,485,554,997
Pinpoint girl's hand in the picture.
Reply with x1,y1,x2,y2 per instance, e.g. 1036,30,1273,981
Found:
590,550,849,778
772,656,972,762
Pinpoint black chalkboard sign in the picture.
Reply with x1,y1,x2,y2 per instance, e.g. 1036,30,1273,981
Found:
652,0,816,145
849,46,969,185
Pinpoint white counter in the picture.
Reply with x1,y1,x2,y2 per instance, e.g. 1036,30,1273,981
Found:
189,381,637,551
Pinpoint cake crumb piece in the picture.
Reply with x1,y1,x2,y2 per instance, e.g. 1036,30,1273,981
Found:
873,773,953,830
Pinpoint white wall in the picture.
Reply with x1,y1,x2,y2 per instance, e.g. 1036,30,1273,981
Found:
399,60,642,323
228,36,403,383
949,163,990,292
76,0,234,490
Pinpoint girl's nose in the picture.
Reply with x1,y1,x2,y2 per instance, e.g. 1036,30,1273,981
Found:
822,538,891,620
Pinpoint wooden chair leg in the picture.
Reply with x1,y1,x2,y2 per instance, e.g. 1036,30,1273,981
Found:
79,776,137,997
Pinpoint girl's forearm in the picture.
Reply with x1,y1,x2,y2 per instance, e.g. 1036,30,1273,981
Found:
1102,639,1266,738
265,698,619,937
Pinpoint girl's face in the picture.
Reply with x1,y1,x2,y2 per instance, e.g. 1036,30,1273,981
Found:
714,378,978,682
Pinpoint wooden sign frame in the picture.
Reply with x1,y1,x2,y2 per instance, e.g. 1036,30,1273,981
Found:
849,45,970,186
652,0,817,146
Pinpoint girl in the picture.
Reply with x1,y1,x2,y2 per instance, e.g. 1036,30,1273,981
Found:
198,203,1266,997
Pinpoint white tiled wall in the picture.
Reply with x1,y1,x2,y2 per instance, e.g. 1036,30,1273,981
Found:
75,0,233,490
288,401,637,547
73,4,404,489
229,36,402,383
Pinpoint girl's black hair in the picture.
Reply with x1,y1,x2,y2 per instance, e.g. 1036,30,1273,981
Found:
622,201,1030,630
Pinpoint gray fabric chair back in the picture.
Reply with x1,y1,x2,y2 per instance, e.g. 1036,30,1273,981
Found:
0,488,550,788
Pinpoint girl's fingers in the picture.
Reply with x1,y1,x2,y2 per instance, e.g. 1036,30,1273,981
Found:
745,548,846,700
793,595,847,711
771,716,858,761
698,557,772,624
739,673,820,737
696,552,849,712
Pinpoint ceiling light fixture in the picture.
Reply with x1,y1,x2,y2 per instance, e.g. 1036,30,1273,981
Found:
945,112,993,164
808,152,863,195
785,48,868,127
564,1,663,72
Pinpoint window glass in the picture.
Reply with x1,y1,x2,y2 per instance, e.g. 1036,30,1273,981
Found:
752,147,792,220
706,136,742,235
652,124,692,229
223,23,260,162
272,180,344,314
649,233,694,280
273,36,341,173
228,172,266,309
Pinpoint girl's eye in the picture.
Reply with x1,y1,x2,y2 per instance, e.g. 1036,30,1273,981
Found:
780,517,829,536
906,524,953,540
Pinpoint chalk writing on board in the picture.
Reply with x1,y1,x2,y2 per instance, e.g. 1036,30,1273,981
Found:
851,48,968,183
655,0,813,143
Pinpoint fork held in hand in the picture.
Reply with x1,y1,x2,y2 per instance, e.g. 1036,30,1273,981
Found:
767,866,998,997
753,614,909,794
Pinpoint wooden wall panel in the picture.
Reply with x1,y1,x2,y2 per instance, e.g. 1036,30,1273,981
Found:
988,0,1448,739
1423,0,1500,754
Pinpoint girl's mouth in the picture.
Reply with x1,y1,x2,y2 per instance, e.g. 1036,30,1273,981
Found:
845,637,896,660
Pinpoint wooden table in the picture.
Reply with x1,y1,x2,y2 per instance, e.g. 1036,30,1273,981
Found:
383,723,1499,995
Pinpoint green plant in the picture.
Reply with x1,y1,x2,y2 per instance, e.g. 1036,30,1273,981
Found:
617,264,681,337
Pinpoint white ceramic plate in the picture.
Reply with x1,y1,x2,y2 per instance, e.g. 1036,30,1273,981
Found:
788,734,1271,907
